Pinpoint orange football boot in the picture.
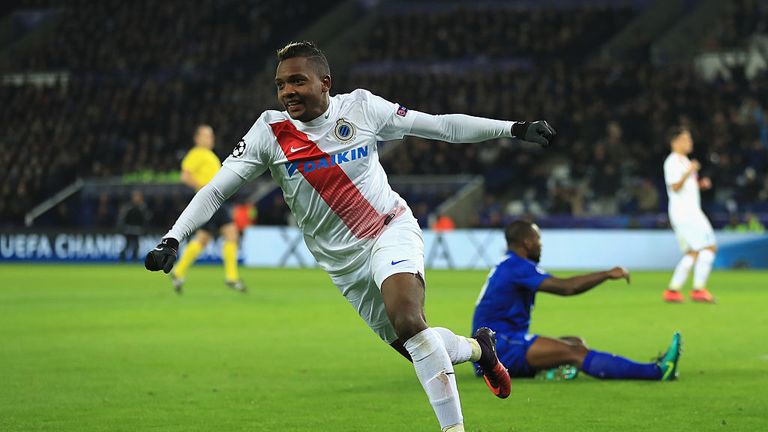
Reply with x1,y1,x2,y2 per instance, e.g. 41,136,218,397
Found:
473,327,511,399
690,288,716,303
663,289,685,303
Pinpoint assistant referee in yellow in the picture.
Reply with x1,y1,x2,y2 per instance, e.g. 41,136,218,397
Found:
170,124,246,293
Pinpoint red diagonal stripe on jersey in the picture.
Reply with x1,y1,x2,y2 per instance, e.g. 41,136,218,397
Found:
270,120,388,239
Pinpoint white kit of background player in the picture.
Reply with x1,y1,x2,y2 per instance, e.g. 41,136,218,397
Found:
663,127,717,304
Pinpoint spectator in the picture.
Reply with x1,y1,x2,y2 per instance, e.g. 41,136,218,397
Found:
117,190,152,261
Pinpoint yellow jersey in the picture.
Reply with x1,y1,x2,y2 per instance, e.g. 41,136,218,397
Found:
181,147,220,190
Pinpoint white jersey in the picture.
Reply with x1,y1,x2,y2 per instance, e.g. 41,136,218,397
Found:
663,152,701,217
223,89,416,273
166,89,515,274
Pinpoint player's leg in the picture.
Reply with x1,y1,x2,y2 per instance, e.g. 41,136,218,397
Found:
525,334,680,380
119,235,129,262
676,213,717,302
665,251,696,302
665,222,695,302
432,327,480,366
535,336,586,380
691,245,716,302
380,273,465,432
525,336,589,369
171,229,211,292
389,339,412,361
559,336,588,348
128,234,140,261
220,222,246,292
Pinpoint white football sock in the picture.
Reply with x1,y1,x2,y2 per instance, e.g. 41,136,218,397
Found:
433,327,479,364
669,254,695,291
404,328,463,431
693,249,715,290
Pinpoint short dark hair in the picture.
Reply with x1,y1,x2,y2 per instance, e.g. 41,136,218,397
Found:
666,126,688,143
505,220,538,246
276,41,330,77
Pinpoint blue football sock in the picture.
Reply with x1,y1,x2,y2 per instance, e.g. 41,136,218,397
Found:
582,350,662,380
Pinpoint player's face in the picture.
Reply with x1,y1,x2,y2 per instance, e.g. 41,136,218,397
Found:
673,131,693,154
529,225,543,263
195,126,215,150
275,57,331,122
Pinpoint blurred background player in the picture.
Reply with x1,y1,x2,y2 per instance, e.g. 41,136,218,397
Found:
170,124,246,294
117,190,151,262
473,220,682,381
663,127,717,303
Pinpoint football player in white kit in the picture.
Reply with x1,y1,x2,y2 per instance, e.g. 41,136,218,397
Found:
662,127,717,303
145,42,556,431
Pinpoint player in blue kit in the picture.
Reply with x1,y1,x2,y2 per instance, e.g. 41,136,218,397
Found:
473,220,682,381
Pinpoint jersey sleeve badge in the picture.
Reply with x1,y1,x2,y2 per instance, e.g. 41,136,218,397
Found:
232,139,246,158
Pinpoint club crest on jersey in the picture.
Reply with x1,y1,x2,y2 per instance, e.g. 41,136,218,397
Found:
232,139,246,158
334,119,356,142
396,105,408,117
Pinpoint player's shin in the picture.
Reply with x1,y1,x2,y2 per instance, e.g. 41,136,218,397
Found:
223,241,239,281
693,249,715,290
404,328,464,431
669,254,695,290
433,327,480,364
174,240,204,278
581,350,661,380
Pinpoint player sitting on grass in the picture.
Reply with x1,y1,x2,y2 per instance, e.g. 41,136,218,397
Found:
145,41,558,432
473,220,682,381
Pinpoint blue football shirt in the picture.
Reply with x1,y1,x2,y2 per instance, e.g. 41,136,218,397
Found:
472,251,552,336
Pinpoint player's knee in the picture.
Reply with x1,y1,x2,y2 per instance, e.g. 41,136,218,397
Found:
221,224,239,241
567,343,589,364
561,336,588,349
391,313,427,341
196,231,212,245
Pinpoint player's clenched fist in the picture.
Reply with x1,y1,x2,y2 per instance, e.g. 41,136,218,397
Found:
689,159,701,172
512,120,556,147
145,238,179,273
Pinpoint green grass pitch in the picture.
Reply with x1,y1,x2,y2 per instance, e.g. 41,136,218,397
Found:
1,264,766,431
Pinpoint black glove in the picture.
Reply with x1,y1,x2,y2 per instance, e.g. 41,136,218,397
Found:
512,120,556,147
144,238,179,273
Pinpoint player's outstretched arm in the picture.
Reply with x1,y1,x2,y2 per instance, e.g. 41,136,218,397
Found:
670,160,699,192
538,266,630,296
407,111,556,147
145,167,246,273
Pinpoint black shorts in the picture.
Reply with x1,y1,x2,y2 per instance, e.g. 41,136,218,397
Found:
200,206,233,233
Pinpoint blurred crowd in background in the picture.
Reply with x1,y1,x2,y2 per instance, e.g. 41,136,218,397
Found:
2,0,768,230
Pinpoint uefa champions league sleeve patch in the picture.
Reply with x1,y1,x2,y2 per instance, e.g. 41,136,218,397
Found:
396,105,408,117
232,139,246,158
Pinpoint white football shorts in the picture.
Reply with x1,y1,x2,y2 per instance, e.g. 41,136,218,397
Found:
328,212,425,344
670,210,717,252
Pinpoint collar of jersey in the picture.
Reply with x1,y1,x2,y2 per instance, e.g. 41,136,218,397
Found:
299,97,334,128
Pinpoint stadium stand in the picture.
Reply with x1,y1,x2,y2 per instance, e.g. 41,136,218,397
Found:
343,1,768,227
1,0,767,229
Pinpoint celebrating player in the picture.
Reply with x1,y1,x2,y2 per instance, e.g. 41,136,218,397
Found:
473,220,682,381
169,124,246,294
145,41,556,432
662,127,717,303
